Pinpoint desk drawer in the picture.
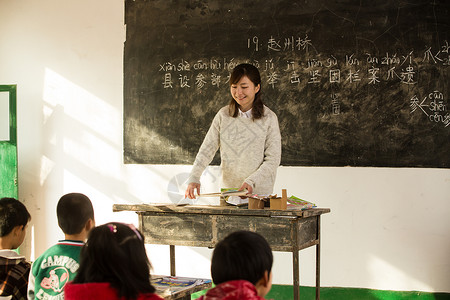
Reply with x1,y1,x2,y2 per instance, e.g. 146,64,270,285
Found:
140,213,214,247
139,212,318,251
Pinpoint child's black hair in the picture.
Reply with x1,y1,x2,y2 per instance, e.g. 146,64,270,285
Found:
72,222,155,299
56,193,94,235
211,230,273,285
0,197,31,237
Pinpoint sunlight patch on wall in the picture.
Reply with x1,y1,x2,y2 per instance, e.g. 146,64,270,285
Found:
368,254,431,291
29,225,35,261
41,67,207,207
42,67,122,179
43,68,119,142
39,155,55,186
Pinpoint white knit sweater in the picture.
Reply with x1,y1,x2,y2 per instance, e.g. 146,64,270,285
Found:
188,105,281,195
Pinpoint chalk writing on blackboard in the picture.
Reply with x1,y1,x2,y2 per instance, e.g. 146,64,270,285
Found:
410,90,449,127
331,93,340,115
157,39,449,93
156,46,449,129
248,34,315,53
124,0,450,167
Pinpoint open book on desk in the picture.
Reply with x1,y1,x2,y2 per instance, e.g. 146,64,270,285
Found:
152,275,212,298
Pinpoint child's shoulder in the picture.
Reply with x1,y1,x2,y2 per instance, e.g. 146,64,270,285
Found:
38,240,83,253
201,280,262,300
32,241,84,267
0,250,30,271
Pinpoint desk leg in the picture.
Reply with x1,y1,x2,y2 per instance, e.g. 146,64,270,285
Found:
170,245,176,276
293,249,300,300
316,215,321,300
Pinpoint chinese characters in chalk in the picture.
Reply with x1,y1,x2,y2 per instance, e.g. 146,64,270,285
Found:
156,36,448,126
410,90,449,127
158,39,448,90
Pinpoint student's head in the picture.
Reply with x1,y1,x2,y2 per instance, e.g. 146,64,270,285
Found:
229,63,264,119
73,222,155,299
57,193,94,235
211,230,273,296
0,197,31,249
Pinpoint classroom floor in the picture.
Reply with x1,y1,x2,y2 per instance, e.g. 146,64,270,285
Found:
192,285,450,300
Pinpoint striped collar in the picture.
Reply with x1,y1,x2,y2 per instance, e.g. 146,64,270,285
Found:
57,240,85,246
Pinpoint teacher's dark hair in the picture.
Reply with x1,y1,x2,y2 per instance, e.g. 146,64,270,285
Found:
72,222,155,299
211,230,273,285
229,63,264,119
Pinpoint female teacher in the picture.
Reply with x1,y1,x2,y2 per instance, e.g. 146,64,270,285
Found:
185,63,281,199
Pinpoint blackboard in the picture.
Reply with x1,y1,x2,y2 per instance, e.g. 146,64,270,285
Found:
124,0,450,167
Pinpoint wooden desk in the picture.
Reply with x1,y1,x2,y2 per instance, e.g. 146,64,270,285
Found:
113,204,330,300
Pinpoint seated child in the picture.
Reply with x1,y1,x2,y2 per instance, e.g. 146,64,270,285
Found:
197,230,273,300
0,197,32,300
64,222,163,300
28,193,95,299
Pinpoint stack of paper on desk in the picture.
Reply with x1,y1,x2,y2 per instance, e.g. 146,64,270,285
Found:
226,196,249,206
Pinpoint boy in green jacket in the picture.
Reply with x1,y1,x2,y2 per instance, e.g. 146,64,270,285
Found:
28,193,94,300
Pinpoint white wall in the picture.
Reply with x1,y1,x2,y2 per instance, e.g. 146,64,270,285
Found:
1,0,449,293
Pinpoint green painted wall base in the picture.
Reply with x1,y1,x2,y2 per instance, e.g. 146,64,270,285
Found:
192,285,450,300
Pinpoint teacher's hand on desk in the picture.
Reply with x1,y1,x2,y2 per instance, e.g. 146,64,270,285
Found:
185,182,200,199
239,182,253,196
